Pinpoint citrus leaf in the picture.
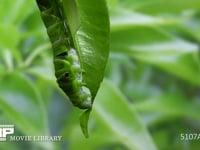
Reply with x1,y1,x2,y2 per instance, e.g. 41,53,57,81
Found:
134,94,200,125
62,0,110,137
93,80,157,150
79,109,91,138
0,24,20,50
107,0,200,14
110,26,200,85
0,72,53,149
63,0,110,100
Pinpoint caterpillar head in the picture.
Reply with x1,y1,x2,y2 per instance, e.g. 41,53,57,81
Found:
54,59,75,81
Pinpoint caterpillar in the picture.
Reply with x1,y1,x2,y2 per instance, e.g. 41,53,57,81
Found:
36,0,92,109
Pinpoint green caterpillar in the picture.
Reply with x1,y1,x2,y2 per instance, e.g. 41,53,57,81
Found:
36,0,92,109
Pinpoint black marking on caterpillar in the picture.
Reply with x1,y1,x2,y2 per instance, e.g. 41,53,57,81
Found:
36,0,92,109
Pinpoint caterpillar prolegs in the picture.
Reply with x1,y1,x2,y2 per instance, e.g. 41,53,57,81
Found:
36,0,92,109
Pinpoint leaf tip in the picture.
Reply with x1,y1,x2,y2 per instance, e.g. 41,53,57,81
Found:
79,109,92,138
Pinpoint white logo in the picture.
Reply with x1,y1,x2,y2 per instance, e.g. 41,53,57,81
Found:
0,125,62,142
0,125,14,141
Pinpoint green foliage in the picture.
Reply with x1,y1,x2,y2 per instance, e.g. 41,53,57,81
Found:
0,0,199,150
36,0,109,137
0,73,51,149
69,0,109,137
62,0,110,99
